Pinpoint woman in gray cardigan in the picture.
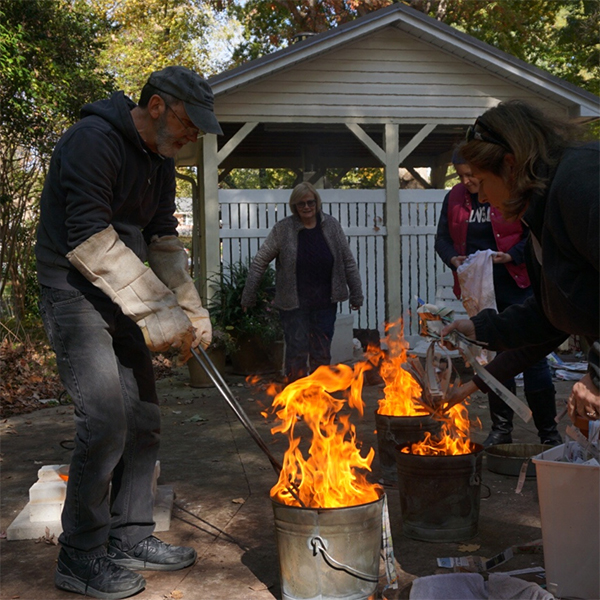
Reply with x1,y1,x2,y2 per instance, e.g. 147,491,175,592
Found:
241,182,363,382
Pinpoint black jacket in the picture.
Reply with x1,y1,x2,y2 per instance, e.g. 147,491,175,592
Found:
472,142,600,388
36,91,178,291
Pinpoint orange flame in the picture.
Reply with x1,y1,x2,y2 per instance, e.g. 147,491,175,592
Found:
268,363,381,509
368,321,424,416
402,402,473,456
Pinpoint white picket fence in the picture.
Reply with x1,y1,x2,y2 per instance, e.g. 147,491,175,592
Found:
218,188,453,336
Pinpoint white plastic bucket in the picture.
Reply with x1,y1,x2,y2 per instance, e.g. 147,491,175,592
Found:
533,444,600,599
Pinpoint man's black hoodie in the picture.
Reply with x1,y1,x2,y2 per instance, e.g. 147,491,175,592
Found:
36,91,178,292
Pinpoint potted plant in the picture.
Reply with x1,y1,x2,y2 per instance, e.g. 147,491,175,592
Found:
187,323,236,387
208,260,283,375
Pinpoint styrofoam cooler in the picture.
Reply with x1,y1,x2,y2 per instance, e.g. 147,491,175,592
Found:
533,444,600,599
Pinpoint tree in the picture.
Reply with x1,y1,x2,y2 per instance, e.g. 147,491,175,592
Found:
439,0,599,96
0,0,114,322
222,0,391,63
88,0,242,96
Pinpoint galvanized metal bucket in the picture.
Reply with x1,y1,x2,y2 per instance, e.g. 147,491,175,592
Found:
272,493,384,600
374,411,441,484
395,444,483,542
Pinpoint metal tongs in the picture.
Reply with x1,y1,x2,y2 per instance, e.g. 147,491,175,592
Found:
417,323,533,423
442,331,532,423
190,347,306,507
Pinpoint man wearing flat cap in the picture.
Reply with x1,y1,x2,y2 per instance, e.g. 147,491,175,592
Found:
36,66,222,599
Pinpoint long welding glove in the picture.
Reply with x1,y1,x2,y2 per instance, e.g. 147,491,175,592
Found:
147,234,212,350
67,225,195,362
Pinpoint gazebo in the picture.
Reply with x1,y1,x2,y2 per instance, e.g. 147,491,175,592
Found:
176,2,599,334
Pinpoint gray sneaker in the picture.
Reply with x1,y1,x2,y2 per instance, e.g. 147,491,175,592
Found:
55,548,145,600
107,536,197,571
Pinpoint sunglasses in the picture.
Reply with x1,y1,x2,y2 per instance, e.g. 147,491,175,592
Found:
296,199,316,208
466,118,512,153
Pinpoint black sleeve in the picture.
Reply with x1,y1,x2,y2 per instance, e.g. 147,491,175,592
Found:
471,295,566,352
473,335,567,393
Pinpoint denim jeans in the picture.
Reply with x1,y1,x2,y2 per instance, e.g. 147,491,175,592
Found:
279,305,337,382
39,286,160,558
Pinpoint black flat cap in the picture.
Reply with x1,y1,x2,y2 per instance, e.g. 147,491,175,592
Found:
148,66,223,135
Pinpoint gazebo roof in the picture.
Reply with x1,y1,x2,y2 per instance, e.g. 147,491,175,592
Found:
210,3,599,118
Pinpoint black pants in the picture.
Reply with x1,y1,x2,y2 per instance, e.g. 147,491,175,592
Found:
279,305,337,382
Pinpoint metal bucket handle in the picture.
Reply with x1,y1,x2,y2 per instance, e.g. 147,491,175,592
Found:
469,453,481,486
309,536,380,583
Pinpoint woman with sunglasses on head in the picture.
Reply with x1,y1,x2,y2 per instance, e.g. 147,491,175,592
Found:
441,99,599,427
435,142,560,447
242,182,363,382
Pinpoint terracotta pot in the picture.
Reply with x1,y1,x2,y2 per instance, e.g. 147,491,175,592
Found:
188,347,227,388
230,335,282,376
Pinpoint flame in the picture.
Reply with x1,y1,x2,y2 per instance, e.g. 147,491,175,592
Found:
368,320,424,416
267,363,381,509
402,402,473,456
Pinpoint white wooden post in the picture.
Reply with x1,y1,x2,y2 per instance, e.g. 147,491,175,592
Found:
197,134,220,303
384,123,401,325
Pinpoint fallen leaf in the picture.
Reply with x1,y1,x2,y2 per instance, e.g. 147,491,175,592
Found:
458,543,480,552
232,498,246,504
35,527,59,545
186,415,207,423
170,590,184,599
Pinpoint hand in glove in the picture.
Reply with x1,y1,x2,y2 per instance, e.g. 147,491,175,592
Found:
148,235,212,350
67,226,195,363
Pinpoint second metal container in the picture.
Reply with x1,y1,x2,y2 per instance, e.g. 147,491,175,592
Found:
374,411,441,484
395,444,483,542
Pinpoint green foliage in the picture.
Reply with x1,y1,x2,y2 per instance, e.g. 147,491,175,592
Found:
0,0,115,152
208,326,237,355
0,0,115,323
220,168,297,189
88,0,242,95
208,260,282,345
334,168,385,189
222,0,391,64
441,0,599,96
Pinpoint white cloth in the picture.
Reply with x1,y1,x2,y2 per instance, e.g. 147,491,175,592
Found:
409,572,554,600
457,249,497,318
410,573,486,599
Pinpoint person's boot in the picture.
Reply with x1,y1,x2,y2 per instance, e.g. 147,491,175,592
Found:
55,548,145,599
525,386,563,446
482,388,515,448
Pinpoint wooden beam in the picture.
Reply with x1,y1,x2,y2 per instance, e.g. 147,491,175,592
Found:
327,168,350,187
216,122,259,165
218,167,233,183
307,168,327,185
398,123,437,163
346,123,386,164
404,166,432,189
